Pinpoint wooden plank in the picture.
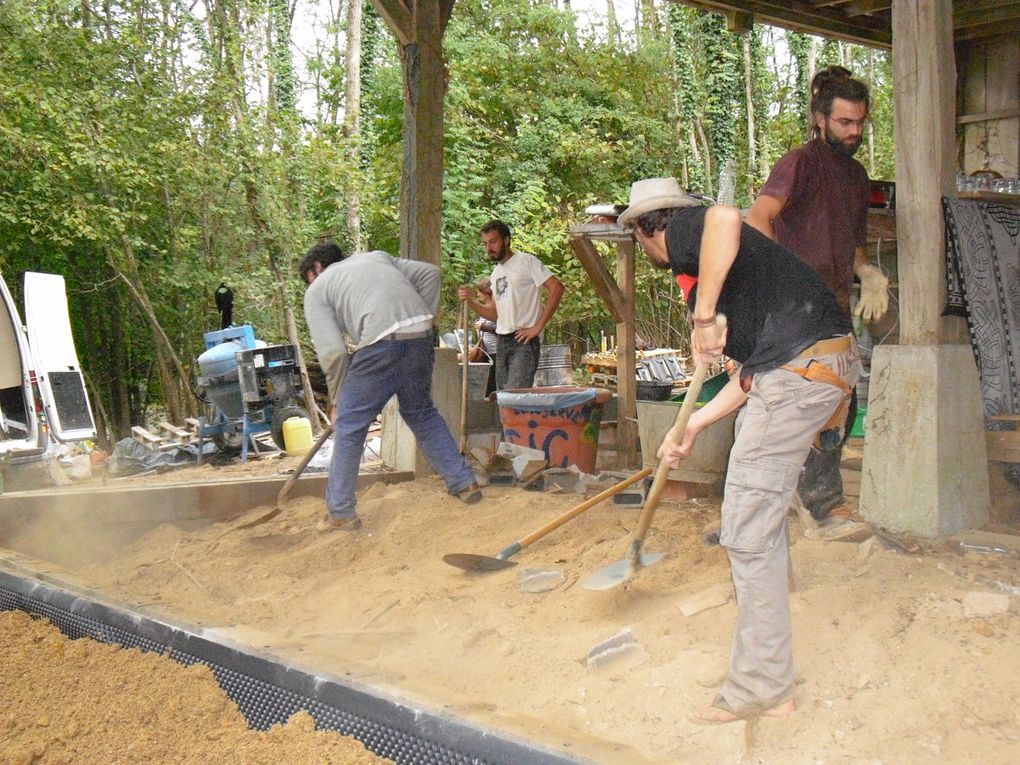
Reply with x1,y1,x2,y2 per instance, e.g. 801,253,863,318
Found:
158,421,192,440
987,430,1020,463
954,108,1020,124
131,426,164,446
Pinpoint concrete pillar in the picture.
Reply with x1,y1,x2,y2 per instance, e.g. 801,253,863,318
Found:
860,1,991,537
860,345,989,537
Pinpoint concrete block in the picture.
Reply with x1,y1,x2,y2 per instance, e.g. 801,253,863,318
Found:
586,627,648,673
517,567,565,593
677,585,732,617
962,591,1010,619
860,345,989,538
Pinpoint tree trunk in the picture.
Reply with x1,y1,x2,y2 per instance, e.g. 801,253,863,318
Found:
606,0,618,45
695,118,713,196
743,34,757,198
110,240,190,424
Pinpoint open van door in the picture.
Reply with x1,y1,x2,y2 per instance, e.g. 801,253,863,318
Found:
24,272,97,442
1,272,43,456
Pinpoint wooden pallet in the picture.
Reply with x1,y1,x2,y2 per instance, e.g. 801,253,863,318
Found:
131,419,202,451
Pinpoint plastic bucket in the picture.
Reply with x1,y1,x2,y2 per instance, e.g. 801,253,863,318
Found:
495,386,610,474
282,416,313,456
466,362,492,400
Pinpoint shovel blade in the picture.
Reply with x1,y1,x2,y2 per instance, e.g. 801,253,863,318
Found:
443,553,518,572
580,552,665,591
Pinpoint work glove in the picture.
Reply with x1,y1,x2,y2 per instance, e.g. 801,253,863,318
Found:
853,262,889,322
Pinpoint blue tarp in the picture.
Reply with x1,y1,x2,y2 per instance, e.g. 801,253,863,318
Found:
496,388,597,412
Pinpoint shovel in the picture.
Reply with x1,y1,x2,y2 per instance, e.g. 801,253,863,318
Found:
443,466,654,572
227,423,334,531
581,359,712,591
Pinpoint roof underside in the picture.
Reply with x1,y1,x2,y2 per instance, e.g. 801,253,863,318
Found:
677,0,1020,49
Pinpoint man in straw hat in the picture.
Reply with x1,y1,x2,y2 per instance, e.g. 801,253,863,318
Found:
617,177,862,723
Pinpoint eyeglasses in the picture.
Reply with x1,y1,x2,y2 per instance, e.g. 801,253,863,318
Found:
831,117,869,130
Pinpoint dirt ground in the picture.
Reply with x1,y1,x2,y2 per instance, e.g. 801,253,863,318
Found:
3,448,1020,764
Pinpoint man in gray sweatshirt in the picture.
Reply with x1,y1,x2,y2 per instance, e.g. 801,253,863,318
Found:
300,242,481,531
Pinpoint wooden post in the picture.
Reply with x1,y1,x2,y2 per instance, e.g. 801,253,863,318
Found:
891,0,960,345
615,239,638,469
860,0,990,538
569,224,640,470
373,0,455,266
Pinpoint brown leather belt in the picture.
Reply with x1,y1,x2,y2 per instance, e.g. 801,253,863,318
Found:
795,334,853,360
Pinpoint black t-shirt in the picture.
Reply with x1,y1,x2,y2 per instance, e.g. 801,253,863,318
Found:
666,207,851,378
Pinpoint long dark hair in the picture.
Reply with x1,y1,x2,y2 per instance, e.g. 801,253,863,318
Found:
810,66,870,139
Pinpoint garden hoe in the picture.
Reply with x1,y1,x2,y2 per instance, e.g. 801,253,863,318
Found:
443,467,653,572
581,349,716,591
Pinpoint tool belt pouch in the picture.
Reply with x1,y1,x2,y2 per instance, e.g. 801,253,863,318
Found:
781,361,852,450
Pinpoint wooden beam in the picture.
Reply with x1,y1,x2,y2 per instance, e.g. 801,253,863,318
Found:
958,107,1020,125
725,10,753,32
678,0,891,48
568,236,627,323
954,3,1020,28
371,0,411,46
892,0,958,344
954,20,1020,43
846,0,892,17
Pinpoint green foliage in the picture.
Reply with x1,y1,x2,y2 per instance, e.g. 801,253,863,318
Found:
0,0,896,435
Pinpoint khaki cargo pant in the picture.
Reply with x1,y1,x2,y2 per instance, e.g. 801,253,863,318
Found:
719,340,862,712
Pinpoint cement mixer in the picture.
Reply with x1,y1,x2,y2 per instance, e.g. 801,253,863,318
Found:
193,325,307,461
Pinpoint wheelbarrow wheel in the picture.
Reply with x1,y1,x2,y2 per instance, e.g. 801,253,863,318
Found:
270,404,309,451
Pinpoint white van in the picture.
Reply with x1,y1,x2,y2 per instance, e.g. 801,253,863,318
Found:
1,271,97,464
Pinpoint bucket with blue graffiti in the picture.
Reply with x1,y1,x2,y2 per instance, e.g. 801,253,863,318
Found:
496,386,611,474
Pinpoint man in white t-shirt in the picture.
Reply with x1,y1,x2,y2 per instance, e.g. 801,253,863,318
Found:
458,220,564,390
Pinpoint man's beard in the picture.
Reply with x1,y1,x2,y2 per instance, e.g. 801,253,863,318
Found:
489,244,508,262
824,125,861,158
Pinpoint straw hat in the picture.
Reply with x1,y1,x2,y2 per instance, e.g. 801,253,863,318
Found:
617,178,701,227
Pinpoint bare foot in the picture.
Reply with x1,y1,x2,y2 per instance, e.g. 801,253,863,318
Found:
762,697,796,718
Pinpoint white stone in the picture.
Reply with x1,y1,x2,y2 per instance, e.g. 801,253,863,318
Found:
962,591,1010,619
677,585,732,617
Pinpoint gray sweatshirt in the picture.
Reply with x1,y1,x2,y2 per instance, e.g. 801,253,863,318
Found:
303,251,440,400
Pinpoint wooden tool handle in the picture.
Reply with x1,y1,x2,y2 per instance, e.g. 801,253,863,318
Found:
276,423,334,507
459,300,470,454
626,314,726,566
518,467,654,548
627,362,709,551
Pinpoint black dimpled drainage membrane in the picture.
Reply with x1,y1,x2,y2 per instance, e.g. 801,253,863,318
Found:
0,572,588,765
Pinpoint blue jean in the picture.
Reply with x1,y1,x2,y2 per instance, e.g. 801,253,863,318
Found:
495,334,540,390
326,336,476,519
